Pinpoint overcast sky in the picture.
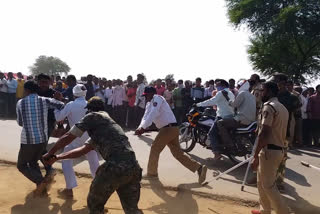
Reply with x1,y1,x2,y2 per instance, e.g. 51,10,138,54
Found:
0,0,263,82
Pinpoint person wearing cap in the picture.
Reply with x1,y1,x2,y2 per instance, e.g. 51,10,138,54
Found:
215,79,256,159
135,86,207,184
16,80,64,196
43,96,143,214
54,84,100,198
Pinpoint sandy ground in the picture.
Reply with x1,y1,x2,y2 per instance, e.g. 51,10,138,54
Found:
0,163,257,214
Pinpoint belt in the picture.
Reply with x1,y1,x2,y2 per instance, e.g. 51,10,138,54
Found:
163,123,178,128
267,144,284,150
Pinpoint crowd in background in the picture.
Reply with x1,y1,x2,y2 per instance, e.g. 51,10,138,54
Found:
0,71,319,148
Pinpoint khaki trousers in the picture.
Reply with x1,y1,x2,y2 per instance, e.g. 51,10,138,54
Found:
257,148,289,214
147,126,201,175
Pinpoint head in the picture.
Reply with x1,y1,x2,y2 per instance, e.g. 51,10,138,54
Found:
55,75,61,82
208,80,214,87
143,86,157,102
286,80,294,92
216,79,229,91
17,72,23,79
261,81,279,103
73,84,87,98
229,79,236,89
8,72,14,79
56,81,63,89
93,77,99,85
87,74,93,83
178,79,183,86
308,87,315,96
156,79,162,87
302,88,309,97
272,73,288,91
106,80,112,88
316,85,320,94
185,80,191,88
127,75,133,83
0,72,4,79
86,96,105,113
237,79,250,93
161,82,166,88
195,77,202,87
37,73,51,92
294,86,302,95
24,80,39,97
250,74,260,84
205,81,209,88
137,74,145,84
27,75,33,80
66,75,77,87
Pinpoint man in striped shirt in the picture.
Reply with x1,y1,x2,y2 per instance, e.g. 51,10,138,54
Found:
16,80,64,196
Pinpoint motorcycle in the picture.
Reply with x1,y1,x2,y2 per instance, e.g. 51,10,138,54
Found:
179,106,257,164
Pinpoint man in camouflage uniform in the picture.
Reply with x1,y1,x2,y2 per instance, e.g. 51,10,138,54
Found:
43,97,143,214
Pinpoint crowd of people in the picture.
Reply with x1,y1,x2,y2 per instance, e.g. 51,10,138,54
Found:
1,70,320,214
0,71,319,148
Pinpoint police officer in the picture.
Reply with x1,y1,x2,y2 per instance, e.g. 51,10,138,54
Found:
43,97,143,214
251,81,290,214
135,86,207,184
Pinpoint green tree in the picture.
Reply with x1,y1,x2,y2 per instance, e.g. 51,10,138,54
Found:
226,0,320,83
29,55,71,76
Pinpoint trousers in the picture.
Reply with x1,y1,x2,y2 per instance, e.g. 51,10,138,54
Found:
17,143,46,184
87,161,143,214
147,126,200,175
62,141,100,189
258,148,289,214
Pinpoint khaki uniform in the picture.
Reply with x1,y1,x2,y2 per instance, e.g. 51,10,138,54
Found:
257,97,289,214
139,95,201,176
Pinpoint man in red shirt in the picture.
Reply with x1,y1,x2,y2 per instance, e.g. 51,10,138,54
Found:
155,79,165,96
307,84,320,147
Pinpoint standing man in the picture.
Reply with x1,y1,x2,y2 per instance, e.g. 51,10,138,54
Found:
85,74,95,101
6,72,18,118
181,80,193,121
54,84,100,198
62,75,77,102
134,74,146,127
16,72,25,101
204,79,215,99
0,72,8,118
135,86,207,184
250,74,263,117
172,80,184,124
307,85,320,147
43,97,143,214
16,80,64,196
251,81,289,214
191,77,205,103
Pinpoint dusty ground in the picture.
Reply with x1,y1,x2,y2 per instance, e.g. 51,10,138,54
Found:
0,163,257,214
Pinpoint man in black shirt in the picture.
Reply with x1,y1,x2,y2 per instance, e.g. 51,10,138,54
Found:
85,74,95,100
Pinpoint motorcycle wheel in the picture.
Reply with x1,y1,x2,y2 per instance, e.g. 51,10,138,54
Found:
179,123,197,153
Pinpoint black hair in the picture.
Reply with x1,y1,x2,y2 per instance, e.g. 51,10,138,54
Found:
196,77,202,82
316,85,320,91
24,80,39,93
37,73,51,81
263,81,279,97
178,79,183,84
66,75,76,82
219,79,229,88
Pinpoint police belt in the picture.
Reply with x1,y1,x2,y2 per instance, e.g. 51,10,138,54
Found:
162,123,178,128
267,144,285,150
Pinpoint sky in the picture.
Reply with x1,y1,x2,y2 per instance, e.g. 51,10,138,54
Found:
0,0,269,83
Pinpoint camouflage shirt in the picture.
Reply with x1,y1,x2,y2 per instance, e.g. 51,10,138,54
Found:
70,111,136,162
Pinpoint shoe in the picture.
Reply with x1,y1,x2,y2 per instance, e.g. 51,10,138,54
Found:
34,182,48,197
251,210,261,214
142,174,159,180
58,188,74,199
198,165,207,184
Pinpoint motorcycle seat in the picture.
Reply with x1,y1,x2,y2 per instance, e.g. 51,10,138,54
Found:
235,122,257,132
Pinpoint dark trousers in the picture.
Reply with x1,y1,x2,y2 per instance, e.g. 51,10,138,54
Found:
105,104,113,119
113,105,125,127
17,143,46,184
302,119,312,146
0,91,8,117
127,106,136,129
135,107,145,128
7,93,16,117
174,107,184,125
217,118,245,146
311,119,320,146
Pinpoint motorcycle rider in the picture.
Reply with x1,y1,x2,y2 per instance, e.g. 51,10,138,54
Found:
214,80,256,159
196,79,235,159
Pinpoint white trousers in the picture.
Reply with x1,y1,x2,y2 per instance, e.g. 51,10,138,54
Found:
62,138,100,189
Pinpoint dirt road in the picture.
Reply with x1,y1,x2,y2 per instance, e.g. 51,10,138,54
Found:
0,163,256,214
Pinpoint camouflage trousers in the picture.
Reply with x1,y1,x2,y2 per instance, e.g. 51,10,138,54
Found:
87,161,143,214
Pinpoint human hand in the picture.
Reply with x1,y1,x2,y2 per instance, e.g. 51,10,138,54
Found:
42,153,57,166
134,128,145,136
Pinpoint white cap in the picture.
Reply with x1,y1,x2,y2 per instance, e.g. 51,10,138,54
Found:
73,84,87,97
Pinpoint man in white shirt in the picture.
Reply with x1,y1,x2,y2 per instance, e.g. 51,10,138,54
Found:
135,86,207,184
134,74,146,127
112,79,126,127
54,84,100,198
104,80,113,116
0,72,8,117
196,79,235,159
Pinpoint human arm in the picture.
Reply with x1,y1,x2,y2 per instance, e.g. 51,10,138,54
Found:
229,92,244,108
46,97,65,111
138,97,162,130
196,93,220,107
54,102,71,122
16,100,22,126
